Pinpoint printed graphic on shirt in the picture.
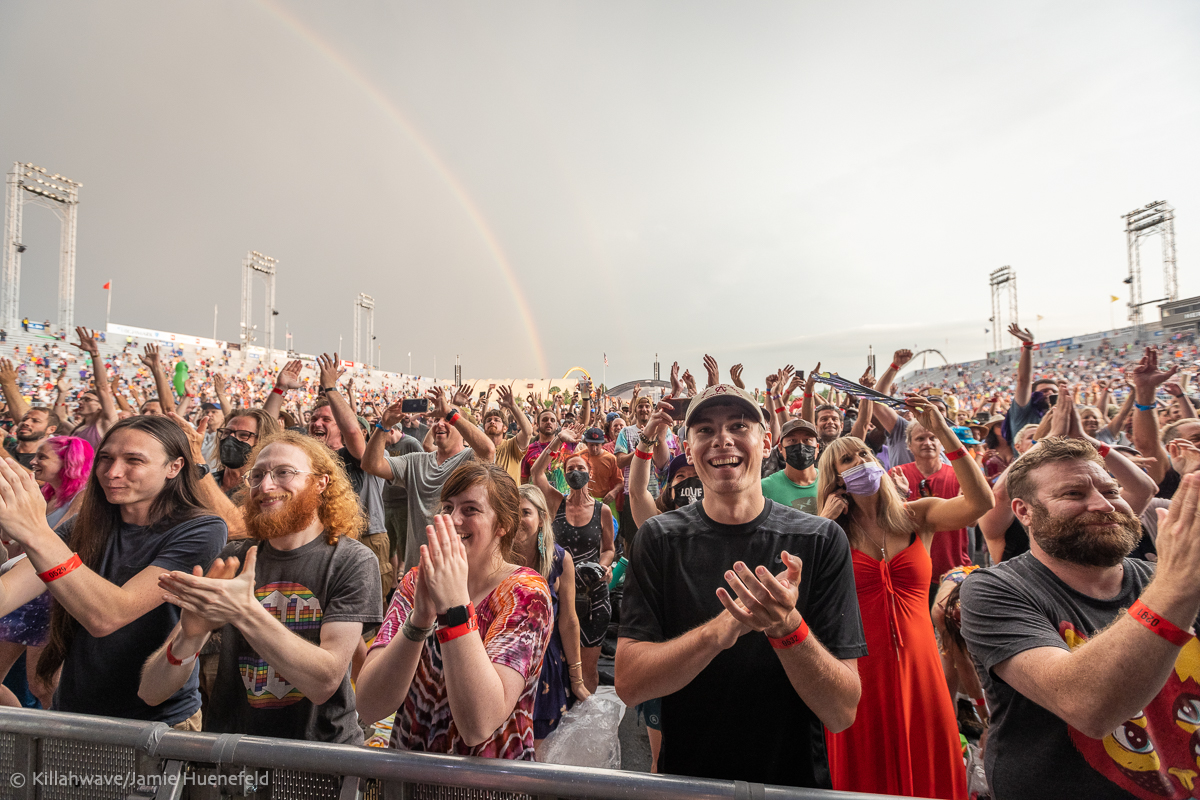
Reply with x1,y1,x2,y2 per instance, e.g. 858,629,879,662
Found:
1061,621,1200,799
790,496,817,515
239,581,322,708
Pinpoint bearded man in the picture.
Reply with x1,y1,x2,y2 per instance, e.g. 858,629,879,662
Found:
138,431,383,743
960,436,1200,800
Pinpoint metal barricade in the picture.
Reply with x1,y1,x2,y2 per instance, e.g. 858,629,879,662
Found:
0,707,896,800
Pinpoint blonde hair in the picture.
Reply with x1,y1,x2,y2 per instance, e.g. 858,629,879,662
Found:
517,484,557,578
816,436,914,546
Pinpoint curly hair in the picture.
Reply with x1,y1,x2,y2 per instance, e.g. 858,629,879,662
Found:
243,431,366,544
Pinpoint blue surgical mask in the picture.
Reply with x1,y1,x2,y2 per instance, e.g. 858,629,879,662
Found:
840,461,885,496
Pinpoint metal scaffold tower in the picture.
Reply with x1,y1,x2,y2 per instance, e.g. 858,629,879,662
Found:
989,266,1019,353
240,251,278,361
1123,201,1177,326
353,293,374,367
2,162,81,332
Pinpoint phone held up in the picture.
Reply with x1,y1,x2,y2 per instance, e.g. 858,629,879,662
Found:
401,398,429,414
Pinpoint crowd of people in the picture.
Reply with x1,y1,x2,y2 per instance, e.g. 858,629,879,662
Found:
0,320,1195,800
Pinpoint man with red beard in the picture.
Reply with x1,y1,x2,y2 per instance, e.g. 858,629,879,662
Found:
960,436,1200,800
138,431,383,743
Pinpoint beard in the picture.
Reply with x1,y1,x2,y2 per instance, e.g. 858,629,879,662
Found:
244,481,323,541
1028,501,1142,568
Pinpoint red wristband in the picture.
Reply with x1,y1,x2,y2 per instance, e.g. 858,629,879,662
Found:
436,612,480,644
768,617,810,649
38,553,82,583
804,393,813,399
446,410,461,426
271,387,284,395
1097,444,1111,457
946,448,967,461
776,407,788,415
1129,600,1194,647
1022,342,1034,349
889,363,898,371
634,448,653,460
165,639,199,667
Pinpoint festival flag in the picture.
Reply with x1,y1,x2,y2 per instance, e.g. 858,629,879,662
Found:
1037,315,1044,321
603,353,608,366
102,281,111,290
1110,295,1120,302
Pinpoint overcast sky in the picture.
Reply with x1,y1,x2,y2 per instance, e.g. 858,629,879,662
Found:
1,1,1197,388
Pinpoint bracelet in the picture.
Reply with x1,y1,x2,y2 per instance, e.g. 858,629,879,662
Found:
1135,403,1156,411
38,552,82,583
271,386,284,395
569,661,583,670
436,612,480,644
402,617,436,642
768,617,810,649
946,448,967,462
446,409,461,425
374,422,388,432
1022,342,1033,349
1096,443,1111,457
634,448,653,460
889,363,898,371
803,393,813,399
1129,599,1194,647
776,407,788,415
165,639,199,667
639,436,659,446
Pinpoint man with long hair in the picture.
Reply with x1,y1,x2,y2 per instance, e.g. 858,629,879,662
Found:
139,431,382,743
0,416,226,727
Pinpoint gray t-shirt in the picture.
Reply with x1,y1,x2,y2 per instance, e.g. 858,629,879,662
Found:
960,553,1162,800
382,434,425,507
386,447,477,571
204,535,383,744
884,416,914,468
335,446,385,536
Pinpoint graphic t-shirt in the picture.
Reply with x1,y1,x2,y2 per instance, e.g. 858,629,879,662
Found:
371,566,552,760
620,500,867,787
960,553,1188,800
760,469,819,516
521,439,571,491
205,535,383,744
53,515,227,724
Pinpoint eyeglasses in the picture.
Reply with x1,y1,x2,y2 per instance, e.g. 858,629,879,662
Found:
244,467,313,488
918,479,932,498
218,428,258,444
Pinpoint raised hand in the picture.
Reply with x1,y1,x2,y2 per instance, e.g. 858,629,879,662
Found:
159,546,261,629
496,383,517,410
0,359,16,385
1129,347,1178,396
670,361,684,396
1164,381,1184,398
820,492,849,520
451,381,476,408
892,349,914,368
1167,439,1200,476
140,343,161,371
275,360,303,391
419,516,472,616
681,370,697,396
73,327,100,357
316,353,344,391
715,551,804,639
730,364,745,389
0,458,50,545
557,423,584,444
164,557,244,639
643,395,676,441
860,365,876,389
784,372,805,398
888,466,910,497
703,355,719,388
426,385,451,417
1151,474,1200,622
903,393,954,439
1007,324,1033,345
213,372,227,395
805,363,821,393
380,397,406,429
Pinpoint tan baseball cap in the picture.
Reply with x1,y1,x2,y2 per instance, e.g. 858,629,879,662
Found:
683,384,766,426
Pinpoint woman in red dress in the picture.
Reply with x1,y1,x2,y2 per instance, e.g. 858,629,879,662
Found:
817,397,993,799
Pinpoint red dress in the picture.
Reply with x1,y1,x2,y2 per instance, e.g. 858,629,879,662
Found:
825,539,967,799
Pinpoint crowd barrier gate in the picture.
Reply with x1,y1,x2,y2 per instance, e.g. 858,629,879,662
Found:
0,708,900,800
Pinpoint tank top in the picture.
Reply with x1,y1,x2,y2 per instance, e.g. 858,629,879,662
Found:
552,500,603,564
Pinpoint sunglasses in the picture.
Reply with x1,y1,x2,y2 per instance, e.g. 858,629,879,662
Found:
918,479,932,498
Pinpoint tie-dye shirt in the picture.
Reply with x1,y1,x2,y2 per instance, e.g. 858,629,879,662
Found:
372,566,552,760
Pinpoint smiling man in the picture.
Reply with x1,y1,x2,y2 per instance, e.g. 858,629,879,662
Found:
615,384,866,788
139,431,382,743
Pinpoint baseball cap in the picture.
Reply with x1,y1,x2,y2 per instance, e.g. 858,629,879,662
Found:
951,425,983,446
779,419,818,440
664,453,692,485
684,384,765,427
606,412,620,424
582,427,605,444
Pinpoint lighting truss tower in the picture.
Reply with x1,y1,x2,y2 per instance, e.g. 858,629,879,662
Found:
353,293,374,367
1123,201,1177,326
240,251,278,361
2,162,81,332
989,266,1019,353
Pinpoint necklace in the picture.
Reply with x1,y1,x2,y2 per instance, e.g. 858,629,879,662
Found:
860,526,887,560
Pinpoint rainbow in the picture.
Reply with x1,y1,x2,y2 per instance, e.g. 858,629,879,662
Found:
255,0,548,376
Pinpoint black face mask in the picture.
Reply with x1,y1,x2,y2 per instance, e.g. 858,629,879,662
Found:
784,443,818,471
565,469,590,490
665,477,703,509
219,436,253,469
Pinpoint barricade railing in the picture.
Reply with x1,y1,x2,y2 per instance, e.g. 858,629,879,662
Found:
0,707,899,800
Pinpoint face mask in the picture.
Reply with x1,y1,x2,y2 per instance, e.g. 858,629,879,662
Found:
784,443,817,471
840,461,885,496
665,477,703,509
565,469,590,490
219,436,253,469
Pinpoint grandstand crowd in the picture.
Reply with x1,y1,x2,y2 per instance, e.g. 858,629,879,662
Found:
0,319,1196,800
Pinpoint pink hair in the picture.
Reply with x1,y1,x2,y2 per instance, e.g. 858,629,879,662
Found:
40,436,94,506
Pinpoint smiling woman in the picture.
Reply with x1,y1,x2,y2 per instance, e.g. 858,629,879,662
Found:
355,461,552,761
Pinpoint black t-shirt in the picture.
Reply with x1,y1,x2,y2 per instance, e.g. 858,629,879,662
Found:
1156,465,1182,500
204,535,383,743
619,500,867,787
3,438,33,469
961,553,1170,799
53,514,227,723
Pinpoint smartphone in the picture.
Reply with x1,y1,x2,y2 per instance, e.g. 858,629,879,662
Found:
795,370,804,382
668,397,692,421
1048,394,1059,406
401,398,429,413
927,387,944,397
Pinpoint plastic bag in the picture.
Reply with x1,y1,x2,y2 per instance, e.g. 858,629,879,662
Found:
539,694,622,769
966,742,991,799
